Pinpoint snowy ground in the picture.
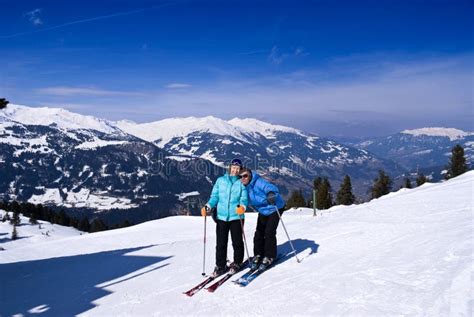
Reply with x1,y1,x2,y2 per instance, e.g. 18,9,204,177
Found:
0,212,84,251
1,172,473,316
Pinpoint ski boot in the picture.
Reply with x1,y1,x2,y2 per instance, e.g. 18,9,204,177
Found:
228,262,242,274
258,257,274,272
212,265,227,277
250,255,262,271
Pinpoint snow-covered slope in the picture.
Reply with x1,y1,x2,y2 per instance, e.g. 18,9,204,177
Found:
0,210,84,251
2,172,472,316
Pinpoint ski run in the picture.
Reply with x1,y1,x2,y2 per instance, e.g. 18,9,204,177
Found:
1,171,473,316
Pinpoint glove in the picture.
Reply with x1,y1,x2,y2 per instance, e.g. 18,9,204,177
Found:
236,205,246,215
201,205,211,217
267,192,276,205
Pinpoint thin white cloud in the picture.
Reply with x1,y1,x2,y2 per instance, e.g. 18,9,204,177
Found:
268,46,286,65
24,8,43,26
236,49,270,56
268,46,308,65
2,2,177,39
36,86,146,97
165,83,192,89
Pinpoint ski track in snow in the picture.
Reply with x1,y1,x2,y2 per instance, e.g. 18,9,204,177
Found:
1,172,473,316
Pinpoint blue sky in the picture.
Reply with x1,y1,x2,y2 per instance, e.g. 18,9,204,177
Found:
0,0,472,137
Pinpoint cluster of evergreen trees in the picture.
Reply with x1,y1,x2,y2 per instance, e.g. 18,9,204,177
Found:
0,98,10,110
286,144,470,209
445,144,468,179
0,200,132,239
0,98,8,110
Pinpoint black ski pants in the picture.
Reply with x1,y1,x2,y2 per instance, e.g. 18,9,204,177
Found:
253,211,280,259
216,219,244,268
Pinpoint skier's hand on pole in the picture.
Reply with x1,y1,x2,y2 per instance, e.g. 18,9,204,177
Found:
201,205,211,217
266,191,277,205
236,205,246,215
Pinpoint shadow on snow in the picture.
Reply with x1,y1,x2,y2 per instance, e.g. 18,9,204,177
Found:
277,238,319,264
0,245,171,316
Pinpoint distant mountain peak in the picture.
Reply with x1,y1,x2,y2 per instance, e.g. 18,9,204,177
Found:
117,115,306,146
228,117,304,137
2,104,121,134
117,116,245,146
401,127,473,141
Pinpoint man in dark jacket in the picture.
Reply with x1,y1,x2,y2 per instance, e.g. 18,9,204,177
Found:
239,167,285,271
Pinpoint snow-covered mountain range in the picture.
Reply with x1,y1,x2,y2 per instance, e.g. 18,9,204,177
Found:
353,127,474,180
117,116,401,197
3,104,468,222
2,171,472,316
0,104,401,218
117,116,303,148
0,105,222,223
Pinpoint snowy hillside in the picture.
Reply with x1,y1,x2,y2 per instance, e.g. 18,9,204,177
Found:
2,172,472,316
0,210,84,251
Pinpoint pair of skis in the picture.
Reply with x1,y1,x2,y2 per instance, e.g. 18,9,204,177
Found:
233,254,283,287
184,255,282,296
183,259,249,297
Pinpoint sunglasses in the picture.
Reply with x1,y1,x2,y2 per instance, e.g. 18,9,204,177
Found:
239,174,250,179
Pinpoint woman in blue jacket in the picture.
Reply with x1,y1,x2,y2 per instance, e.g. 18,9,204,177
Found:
201,158,248,276
239,167,285,271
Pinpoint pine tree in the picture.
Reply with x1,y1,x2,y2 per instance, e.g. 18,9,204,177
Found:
313,177,322,191
10,211,20,226
90,218,108,233
0,98,8,110
29,214,38,225
404,178,412,189
446,144,468,179
69,217,79,229
78,217,90,232
336,175,356,205
286,189,307,208
416,173,428,186
371,170,392,199
56,209,70,226
316,178,333,209
11,224,18,240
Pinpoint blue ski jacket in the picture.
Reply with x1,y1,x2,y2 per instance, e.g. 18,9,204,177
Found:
207,173,248,221
246,172,285,216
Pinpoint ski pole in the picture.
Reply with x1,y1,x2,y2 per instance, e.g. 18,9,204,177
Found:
239,214,251,262
202,214,207,276
274,205,301,263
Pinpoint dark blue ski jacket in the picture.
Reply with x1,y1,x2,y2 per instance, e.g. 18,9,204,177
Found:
246,172,285,216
